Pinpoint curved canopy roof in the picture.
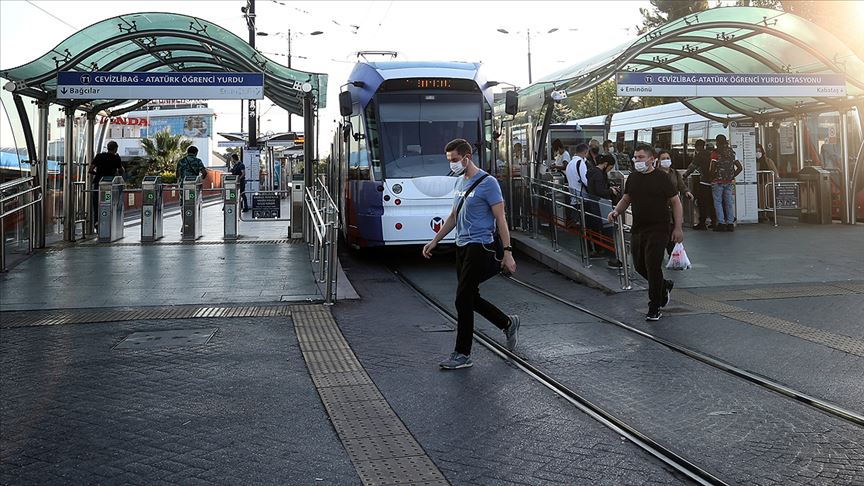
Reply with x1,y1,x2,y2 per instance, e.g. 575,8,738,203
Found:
514,6,864,121
0,12,327,115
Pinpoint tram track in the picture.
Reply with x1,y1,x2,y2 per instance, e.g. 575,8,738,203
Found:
390,265,727,486
504,275,864,429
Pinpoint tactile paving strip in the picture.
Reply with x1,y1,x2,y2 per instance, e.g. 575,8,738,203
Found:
703,284,858,301
292,304,448,485
673,290,864,357
1,304,293,329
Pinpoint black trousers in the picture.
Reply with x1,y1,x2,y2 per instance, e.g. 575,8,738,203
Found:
239,182,248,210
631,230,669,311
695,183,714,225
454,243,510,356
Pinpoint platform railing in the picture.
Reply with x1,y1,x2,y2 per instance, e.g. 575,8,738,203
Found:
1,177,42,272
523,177,632,290
304,179,339,304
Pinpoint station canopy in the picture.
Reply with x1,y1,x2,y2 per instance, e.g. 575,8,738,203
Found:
514,6,864,121
0,12,327,116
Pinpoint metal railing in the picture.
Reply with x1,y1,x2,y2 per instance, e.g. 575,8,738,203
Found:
1,177,42,272
304,179,339,304
525,177,632,290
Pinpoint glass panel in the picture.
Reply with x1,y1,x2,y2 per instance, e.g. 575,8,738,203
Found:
377,93,480,179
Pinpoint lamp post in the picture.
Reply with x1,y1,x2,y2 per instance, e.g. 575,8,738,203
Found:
497,27,561,85
257,29,323,132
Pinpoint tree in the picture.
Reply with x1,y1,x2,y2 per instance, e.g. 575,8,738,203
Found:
140,129,193,173
638,0,710,34
129,129,192,187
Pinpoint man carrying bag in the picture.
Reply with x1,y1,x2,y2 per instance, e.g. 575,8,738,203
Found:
423,139,519,370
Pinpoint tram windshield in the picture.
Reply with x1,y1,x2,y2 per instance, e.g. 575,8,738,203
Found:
376,93,480,179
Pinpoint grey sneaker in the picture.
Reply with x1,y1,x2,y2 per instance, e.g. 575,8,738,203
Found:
504,315,520,351
439,352,473,370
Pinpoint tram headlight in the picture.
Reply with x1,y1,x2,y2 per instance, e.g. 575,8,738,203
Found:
392,184,403,194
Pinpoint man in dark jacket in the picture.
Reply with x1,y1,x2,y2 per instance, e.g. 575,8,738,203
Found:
89,140,124,227
683,139,714,229
585,154,620,265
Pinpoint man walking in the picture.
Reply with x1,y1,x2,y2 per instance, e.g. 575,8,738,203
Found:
175,146,208,186
229,153,249,212
683,139,715,230
88,140,124,228
608,144,683,321
423,138,519,370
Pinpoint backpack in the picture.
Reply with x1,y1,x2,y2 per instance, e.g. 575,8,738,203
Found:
713,146,737,181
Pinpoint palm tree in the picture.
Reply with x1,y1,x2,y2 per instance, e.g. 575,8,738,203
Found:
140,129,193,174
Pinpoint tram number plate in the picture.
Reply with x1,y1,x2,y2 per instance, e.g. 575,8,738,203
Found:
775,183,799,210
252,193,280,219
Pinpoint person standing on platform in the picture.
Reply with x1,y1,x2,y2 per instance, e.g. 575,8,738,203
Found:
614,141,632,171
550,139,571,172
709,135,743,232
88,140,124,228
608,144,683,321
683,139,715,230
175,146,208,187
422,138,519,370
229,153,249,212
657,150,692,254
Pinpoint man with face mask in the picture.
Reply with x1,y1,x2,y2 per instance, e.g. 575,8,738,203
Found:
424,139,519,370
608,144,683,321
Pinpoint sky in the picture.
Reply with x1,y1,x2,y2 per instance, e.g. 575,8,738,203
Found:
0,0,647,156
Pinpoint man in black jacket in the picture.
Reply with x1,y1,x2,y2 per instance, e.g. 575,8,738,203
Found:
682,139,714,229
585,154,620,265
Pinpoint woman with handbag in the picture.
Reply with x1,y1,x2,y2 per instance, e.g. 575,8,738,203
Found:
423,138,519,370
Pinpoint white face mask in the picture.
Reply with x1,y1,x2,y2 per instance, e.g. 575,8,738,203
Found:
660,159,672,168
756,151,764,159
450,159,465,175
634,161,649,173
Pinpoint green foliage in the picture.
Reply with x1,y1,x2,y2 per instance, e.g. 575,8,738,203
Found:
139,129,193,174
638,0,710,34
159,171,177,184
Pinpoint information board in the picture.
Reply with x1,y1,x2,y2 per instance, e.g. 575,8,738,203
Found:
774,183,800,209
730,122,759,224
57,72,264,100
251,193,280,219
615,72,846,97
244,149,261,193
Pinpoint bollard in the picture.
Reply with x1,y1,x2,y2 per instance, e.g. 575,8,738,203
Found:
615,214,632,290
577,195,590,268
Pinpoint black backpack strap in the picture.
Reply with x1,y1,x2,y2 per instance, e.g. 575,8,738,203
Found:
456,173,490,216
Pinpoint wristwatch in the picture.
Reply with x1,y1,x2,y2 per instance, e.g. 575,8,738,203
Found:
503,246,513,252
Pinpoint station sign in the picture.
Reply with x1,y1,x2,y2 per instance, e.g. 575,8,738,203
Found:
217,141,246,147
57,72,265,100
251,193,281,219
615,72,847,97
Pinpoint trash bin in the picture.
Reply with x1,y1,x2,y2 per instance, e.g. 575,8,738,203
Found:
798,166,832,224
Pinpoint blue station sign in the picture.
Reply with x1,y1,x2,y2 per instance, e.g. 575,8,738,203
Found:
616,72,847,97
57,72,265,100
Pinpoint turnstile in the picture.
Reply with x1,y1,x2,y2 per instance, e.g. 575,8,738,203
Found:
141,176,164,241
98,176,125,242
291,178,304,239
181,175,203,241
223,175,240,240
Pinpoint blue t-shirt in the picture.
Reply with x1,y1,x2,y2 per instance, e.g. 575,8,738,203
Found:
453,170,504,246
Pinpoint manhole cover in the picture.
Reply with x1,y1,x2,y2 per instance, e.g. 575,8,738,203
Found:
114,328,217,350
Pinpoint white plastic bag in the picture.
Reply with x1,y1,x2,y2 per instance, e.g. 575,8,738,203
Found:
666,242,692,270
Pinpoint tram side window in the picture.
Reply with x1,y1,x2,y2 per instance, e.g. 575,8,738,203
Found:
623,131,635,155
707,122,727,149
365,104,382,180
484,107,493,173
348,114,370,181
671,124,685,168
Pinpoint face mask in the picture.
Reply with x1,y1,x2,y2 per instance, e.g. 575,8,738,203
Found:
450,159,465,175
634,161,649,173
660,159,672,168
756,151,763,159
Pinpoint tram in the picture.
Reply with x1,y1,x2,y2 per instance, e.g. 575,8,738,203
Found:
332,61,501,248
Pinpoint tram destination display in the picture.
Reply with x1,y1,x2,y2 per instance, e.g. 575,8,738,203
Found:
774,183,800,210
251,193,281,219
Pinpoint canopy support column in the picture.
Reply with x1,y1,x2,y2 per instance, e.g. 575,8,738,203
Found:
840,109,852,224
63,108,75,242
303,93,314,189
35,101,48,248
796,116,806,172
85,113,96,236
